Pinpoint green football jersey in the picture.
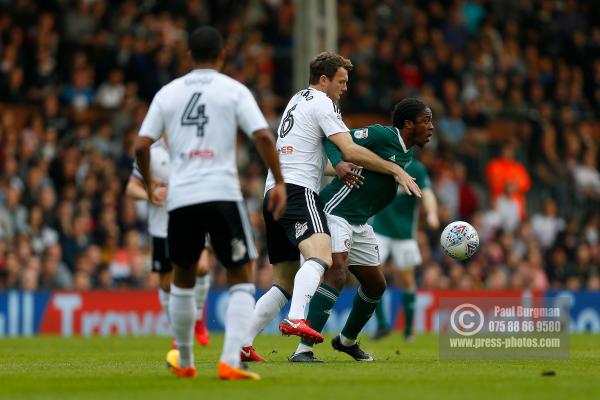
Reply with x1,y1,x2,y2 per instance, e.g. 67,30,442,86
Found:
372,160,431,239
321,124,413,225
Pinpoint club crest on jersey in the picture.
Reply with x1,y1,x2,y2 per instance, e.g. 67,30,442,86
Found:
231,238,247,262
353,128,368,139
344,239,351,249
295,222,308,239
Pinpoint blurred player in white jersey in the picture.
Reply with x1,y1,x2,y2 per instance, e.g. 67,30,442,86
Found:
135,26,286,380
126,137,211,347
242,52,421,360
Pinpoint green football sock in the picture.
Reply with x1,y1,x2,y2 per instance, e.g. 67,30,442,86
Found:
300,283,339,346
341,286,381,341
403,290,416,337
374,299,389,330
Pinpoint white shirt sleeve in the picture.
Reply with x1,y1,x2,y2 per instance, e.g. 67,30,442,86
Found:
315,100,348,137
139,91,165,140
236,85,269,137
130,160,143,181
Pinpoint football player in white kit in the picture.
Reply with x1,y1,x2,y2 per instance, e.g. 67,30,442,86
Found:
135,26,286,380
126,137,211,347
242,52,421,360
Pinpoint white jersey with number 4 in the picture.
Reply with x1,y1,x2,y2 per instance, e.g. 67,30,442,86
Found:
265,87,348,194
131,140,170,238
139,69,269,211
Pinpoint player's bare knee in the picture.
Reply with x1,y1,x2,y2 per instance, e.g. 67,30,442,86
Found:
303,252,332,269
226,261,254,285
372,278,387,298
273,276,294,294
172,264,197,288
298,234,332,267
363,273,386,298
324,263,347,291
273,261,297,294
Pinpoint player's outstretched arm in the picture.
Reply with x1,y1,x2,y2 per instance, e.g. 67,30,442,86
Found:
328,132,421,197
253,128,287,220
323,141,365,187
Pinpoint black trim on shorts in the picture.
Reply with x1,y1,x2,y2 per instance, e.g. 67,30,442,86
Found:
263,183,330,264
151,236,172,273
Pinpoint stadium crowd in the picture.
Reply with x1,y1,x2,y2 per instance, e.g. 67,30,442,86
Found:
0,0,599,293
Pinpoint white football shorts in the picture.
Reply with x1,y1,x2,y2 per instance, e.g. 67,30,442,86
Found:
327,214,380,267
375,234,422,270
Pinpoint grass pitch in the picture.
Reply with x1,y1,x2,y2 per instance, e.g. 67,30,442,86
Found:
1,333,598,400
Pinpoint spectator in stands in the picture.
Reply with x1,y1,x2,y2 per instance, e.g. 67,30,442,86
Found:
531,198,566,251
96,69,126,109
485,142,531,220
61,67,95,109
1,180,28,236
39,243,72,289
60,211,91,270
573,150,600,200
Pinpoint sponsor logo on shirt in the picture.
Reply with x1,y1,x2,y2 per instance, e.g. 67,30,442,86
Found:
353,128,368,139
187,149,214,160
295,222,308,238
279,146,294,154
389,154,396,161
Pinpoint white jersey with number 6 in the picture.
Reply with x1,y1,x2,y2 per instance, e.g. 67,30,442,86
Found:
139,69,269,211
265,87,348,194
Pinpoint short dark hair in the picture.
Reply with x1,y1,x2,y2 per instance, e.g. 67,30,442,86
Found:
189,26,223,62
392,98,427,129
309,52,353,84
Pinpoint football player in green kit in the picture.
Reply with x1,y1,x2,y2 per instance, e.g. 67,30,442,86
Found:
289,98,434,362
371,159,439,342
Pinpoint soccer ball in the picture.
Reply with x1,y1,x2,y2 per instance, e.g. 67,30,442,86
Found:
440,221,479,261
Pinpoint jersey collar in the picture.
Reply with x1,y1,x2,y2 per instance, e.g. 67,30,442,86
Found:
394,127,408,153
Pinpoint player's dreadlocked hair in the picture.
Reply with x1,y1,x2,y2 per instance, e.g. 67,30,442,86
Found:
392,98,427,129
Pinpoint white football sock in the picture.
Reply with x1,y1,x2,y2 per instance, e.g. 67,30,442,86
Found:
158,288,170,323
194,274,210,320
220,283,256,367
169,284,196,368
244,286,289,347
288,259,325,320
294,342,313,355
340,333,356,347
